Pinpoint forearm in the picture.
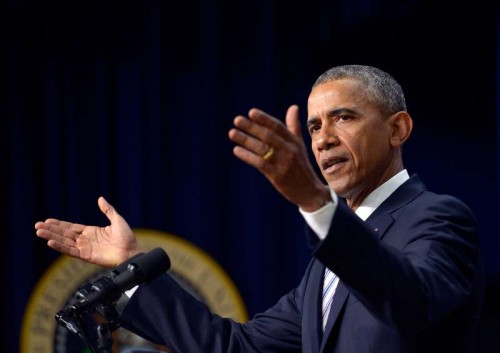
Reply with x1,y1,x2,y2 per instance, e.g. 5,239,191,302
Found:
120,273,303,353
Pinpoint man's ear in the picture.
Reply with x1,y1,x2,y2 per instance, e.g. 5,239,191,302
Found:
389,111,413,147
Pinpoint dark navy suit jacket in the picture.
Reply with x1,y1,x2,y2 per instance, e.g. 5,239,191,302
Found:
120,175,485,353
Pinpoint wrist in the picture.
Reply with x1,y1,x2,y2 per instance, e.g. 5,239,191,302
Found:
299,185,332,212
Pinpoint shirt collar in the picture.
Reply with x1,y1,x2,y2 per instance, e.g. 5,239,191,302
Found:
355,169,410,221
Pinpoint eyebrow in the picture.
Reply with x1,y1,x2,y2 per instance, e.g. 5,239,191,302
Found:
306,108,357,128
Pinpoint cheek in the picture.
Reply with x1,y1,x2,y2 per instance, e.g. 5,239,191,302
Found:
357,137,389,169
341,134,362,160
346,127,382,159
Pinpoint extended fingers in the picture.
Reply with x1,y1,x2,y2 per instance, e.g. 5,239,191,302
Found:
46,239,81,258
36,218,87,242
247,107,297,143
39,218,86,233
232,145,271,169
228,126,272,158
232,114,282,145
229,106,302,154
229,106,304,170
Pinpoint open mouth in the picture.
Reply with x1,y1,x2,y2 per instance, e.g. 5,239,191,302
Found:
321,156,347,173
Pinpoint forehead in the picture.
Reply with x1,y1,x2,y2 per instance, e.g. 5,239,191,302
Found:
307,79,367,115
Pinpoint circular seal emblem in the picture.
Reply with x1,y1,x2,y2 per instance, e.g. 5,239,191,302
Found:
21,229,248,353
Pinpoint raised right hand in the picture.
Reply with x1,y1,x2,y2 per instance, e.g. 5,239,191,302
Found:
35,196,144,268
229,105,331,212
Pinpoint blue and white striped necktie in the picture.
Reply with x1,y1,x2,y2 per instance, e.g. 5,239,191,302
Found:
322,267,338,330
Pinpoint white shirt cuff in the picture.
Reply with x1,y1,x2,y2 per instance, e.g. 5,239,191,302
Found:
125,285,139,298
299,189,338,240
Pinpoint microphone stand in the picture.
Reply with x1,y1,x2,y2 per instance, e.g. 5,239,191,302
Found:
56,284,123,353
55,248,171,352
95,320,118,353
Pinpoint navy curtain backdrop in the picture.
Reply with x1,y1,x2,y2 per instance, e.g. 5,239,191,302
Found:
3,0,499,351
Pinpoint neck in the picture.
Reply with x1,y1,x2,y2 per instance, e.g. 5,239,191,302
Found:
346,162,404,211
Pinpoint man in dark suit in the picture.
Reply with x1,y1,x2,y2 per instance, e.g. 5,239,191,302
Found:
36,65,485,352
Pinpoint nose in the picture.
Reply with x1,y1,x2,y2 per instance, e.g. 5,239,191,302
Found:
314,126,339,152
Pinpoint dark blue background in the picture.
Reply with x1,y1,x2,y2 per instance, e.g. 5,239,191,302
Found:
3,0,499,351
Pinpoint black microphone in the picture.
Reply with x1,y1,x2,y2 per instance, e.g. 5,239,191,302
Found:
61,247,171,317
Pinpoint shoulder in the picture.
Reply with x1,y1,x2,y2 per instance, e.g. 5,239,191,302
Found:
411,186,475,220
402,174,475,216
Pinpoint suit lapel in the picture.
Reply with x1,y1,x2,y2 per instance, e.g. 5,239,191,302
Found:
364,174,427,240
365,213,393,240
303,259,324,353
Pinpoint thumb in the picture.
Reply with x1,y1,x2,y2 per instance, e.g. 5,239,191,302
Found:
286,105,302,138
98,196,120,223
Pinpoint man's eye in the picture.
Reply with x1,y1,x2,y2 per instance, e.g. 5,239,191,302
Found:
335,114,352,124
309,125,320,134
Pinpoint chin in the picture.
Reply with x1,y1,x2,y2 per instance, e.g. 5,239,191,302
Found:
327,180,352,199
